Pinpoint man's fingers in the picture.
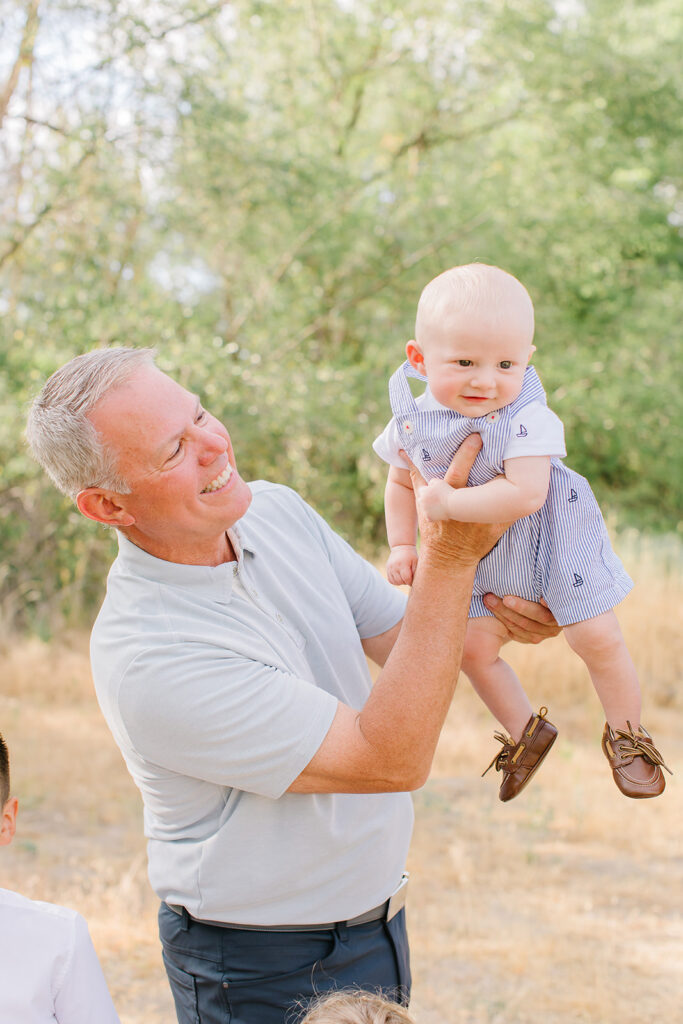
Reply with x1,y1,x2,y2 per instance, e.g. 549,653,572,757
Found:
443,433,482,490
398,450,427,492
483,593,561,643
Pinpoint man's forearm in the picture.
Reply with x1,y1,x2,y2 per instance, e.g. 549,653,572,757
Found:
289,435,506,795
356,543,477,789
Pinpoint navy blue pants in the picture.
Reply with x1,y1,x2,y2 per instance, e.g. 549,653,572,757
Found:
159,903,411,1024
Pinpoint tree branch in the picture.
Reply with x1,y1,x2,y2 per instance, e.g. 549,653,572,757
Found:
0,0,40,130
0,148,95,270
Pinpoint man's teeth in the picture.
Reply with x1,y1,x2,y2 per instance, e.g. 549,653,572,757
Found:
201,465,233,493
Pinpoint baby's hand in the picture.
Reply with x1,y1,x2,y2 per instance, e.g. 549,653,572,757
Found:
386,545,418,586
417,478,455,522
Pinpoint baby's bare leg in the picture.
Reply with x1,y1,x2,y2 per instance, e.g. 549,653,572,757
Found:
462,617,535,742
563,610,641,730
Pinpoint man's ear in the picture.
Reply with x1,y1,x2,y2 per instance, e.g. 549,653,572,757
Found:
406,340,426,374
0,797,18,846
76,488,136,528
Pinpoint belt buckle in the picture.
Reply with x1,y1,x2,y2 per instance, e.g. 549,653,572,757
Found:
386,872,409,922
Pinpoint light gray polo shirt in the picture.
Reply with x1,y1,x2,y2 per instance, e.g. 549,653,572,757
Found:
90,481,411,925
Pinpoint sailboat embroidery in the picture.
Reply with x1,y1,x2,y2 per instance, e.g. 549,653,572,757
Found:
572,573,584,587
422,448,431,461
568,488,578,503
516,424,528,437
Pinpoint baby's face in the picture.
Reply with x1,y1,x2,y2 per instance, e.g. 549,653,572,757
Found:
411,308,534,418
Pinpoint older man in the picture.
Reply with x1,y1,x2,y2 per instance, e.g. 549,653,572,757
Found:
27,348,558,1024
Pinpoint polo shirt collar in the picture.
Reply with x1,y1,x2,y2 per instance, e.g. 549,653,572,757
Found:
115,521,256,598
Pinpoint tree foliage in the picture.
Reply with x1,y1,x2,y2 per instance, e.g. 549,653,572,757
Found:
0,0,681,631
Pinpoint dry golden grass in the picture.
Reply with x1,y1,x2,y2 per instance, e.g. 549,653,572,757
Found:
0,540,681,1023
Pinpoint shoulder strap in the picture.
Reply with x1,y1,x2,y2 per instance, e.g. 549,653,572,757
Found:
388,360,427,418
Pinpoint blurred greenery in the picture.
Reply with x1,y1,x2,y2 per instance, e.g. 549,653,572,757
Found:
0,0,681,632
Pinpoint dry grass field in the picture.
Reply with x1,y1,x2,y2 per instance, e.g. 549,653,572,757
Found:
0,538,681,1023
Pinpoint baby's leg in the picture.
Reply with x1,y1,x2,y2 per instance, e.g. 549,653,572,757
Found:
462,617,535,742
563,610,641,730
565,610,670,797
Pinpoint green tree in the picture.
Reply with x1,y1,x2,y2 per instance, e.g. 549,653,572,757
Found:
1,0,681,631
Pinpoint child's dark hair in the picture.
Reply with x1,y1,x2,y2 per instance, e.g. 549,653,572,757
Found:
0,733,10,805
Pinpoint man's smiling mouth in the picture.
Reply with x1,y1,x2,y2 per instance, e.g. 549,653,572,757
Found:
201,465,233,493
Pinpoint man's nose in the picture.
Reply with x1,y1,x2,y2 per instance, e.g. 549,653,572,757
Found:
197,430,228,464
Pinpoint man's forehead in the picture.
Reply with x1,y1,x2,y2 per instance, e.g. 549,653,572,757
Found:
90,369,196,452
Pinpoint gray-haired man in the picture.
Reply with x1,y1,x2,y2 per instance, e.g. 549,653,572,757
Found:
27,348,559,1024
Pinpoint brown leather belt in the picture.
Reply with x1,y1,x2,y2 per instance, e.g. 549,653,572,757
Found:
166,873,409,933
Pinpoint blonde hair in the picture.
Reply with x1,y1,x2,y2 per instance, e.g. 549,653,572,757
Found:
415,263,534,346
298,990,415,1024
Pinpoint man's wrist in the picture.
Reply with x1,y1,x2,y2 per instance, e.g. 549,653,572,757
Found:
419,518,507,572
417,532,479,572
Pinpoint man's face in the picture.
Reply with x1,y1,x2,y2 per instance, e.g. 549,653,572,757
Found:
414,308,534,418
87,366,253,564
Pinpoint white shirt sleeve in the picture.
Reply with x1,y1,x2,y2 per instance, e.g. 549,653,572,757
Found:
503,401,567,461
53,912,121,1024
372,418,412,469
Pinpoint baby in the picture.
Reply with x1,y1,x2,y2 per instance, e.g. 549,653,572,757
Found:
373,263,669,801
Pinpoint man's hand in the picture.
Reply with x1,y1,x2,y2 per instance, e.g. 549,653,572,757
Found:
403,435,510,570
482,594,561,644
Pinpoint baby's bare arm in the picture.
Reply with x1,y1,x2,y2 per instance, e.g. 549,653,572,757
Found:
419,455,551,523
385,466,417,546
385,466,419,585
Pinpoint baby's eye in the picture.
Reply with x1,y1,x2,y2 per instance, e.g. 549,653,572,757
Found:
457,359,473,367
499,360,512,369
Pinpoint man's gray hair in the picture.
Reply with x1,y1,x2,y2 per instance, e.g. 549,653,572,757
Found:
26,347,156,500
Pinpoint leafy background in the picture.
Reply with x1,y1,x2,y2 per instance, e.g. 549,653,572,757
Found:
1,0,681,633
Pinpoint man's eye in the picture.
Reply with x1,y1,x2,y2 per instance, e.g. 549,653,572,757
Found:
457,359,472,367
499,360,512,369
197,409,208,423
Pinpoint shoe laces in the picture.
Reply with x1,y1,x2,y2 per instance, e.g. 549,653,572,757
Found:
482,731,515,777
482,708,550,778
613,721,672,775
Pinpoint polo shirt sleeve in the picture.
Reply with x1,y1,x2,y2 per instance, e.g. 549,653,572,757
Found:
117,644,338,800
295,493,407,640
503,401,567,461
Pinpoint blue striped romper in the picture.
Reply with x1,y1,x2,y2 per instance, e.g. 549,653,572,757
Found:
374,361,633,627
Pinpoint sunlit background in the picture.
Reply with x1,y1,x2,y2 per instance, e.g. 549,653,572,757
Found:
0,2,681,1021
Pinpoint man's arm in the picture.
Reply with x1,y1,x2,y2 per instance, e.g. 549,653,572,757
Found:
289,434,506,795
362,595,561,666
361,620,402,668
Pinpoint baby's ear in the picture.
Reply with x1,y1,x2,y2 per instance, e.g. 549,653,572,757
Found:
406,340,425,372
528,344,537,363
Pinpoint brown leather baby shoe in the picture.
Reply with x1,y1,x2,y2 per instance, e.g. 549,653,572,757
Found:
482,707,558,802
601,722,671,798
